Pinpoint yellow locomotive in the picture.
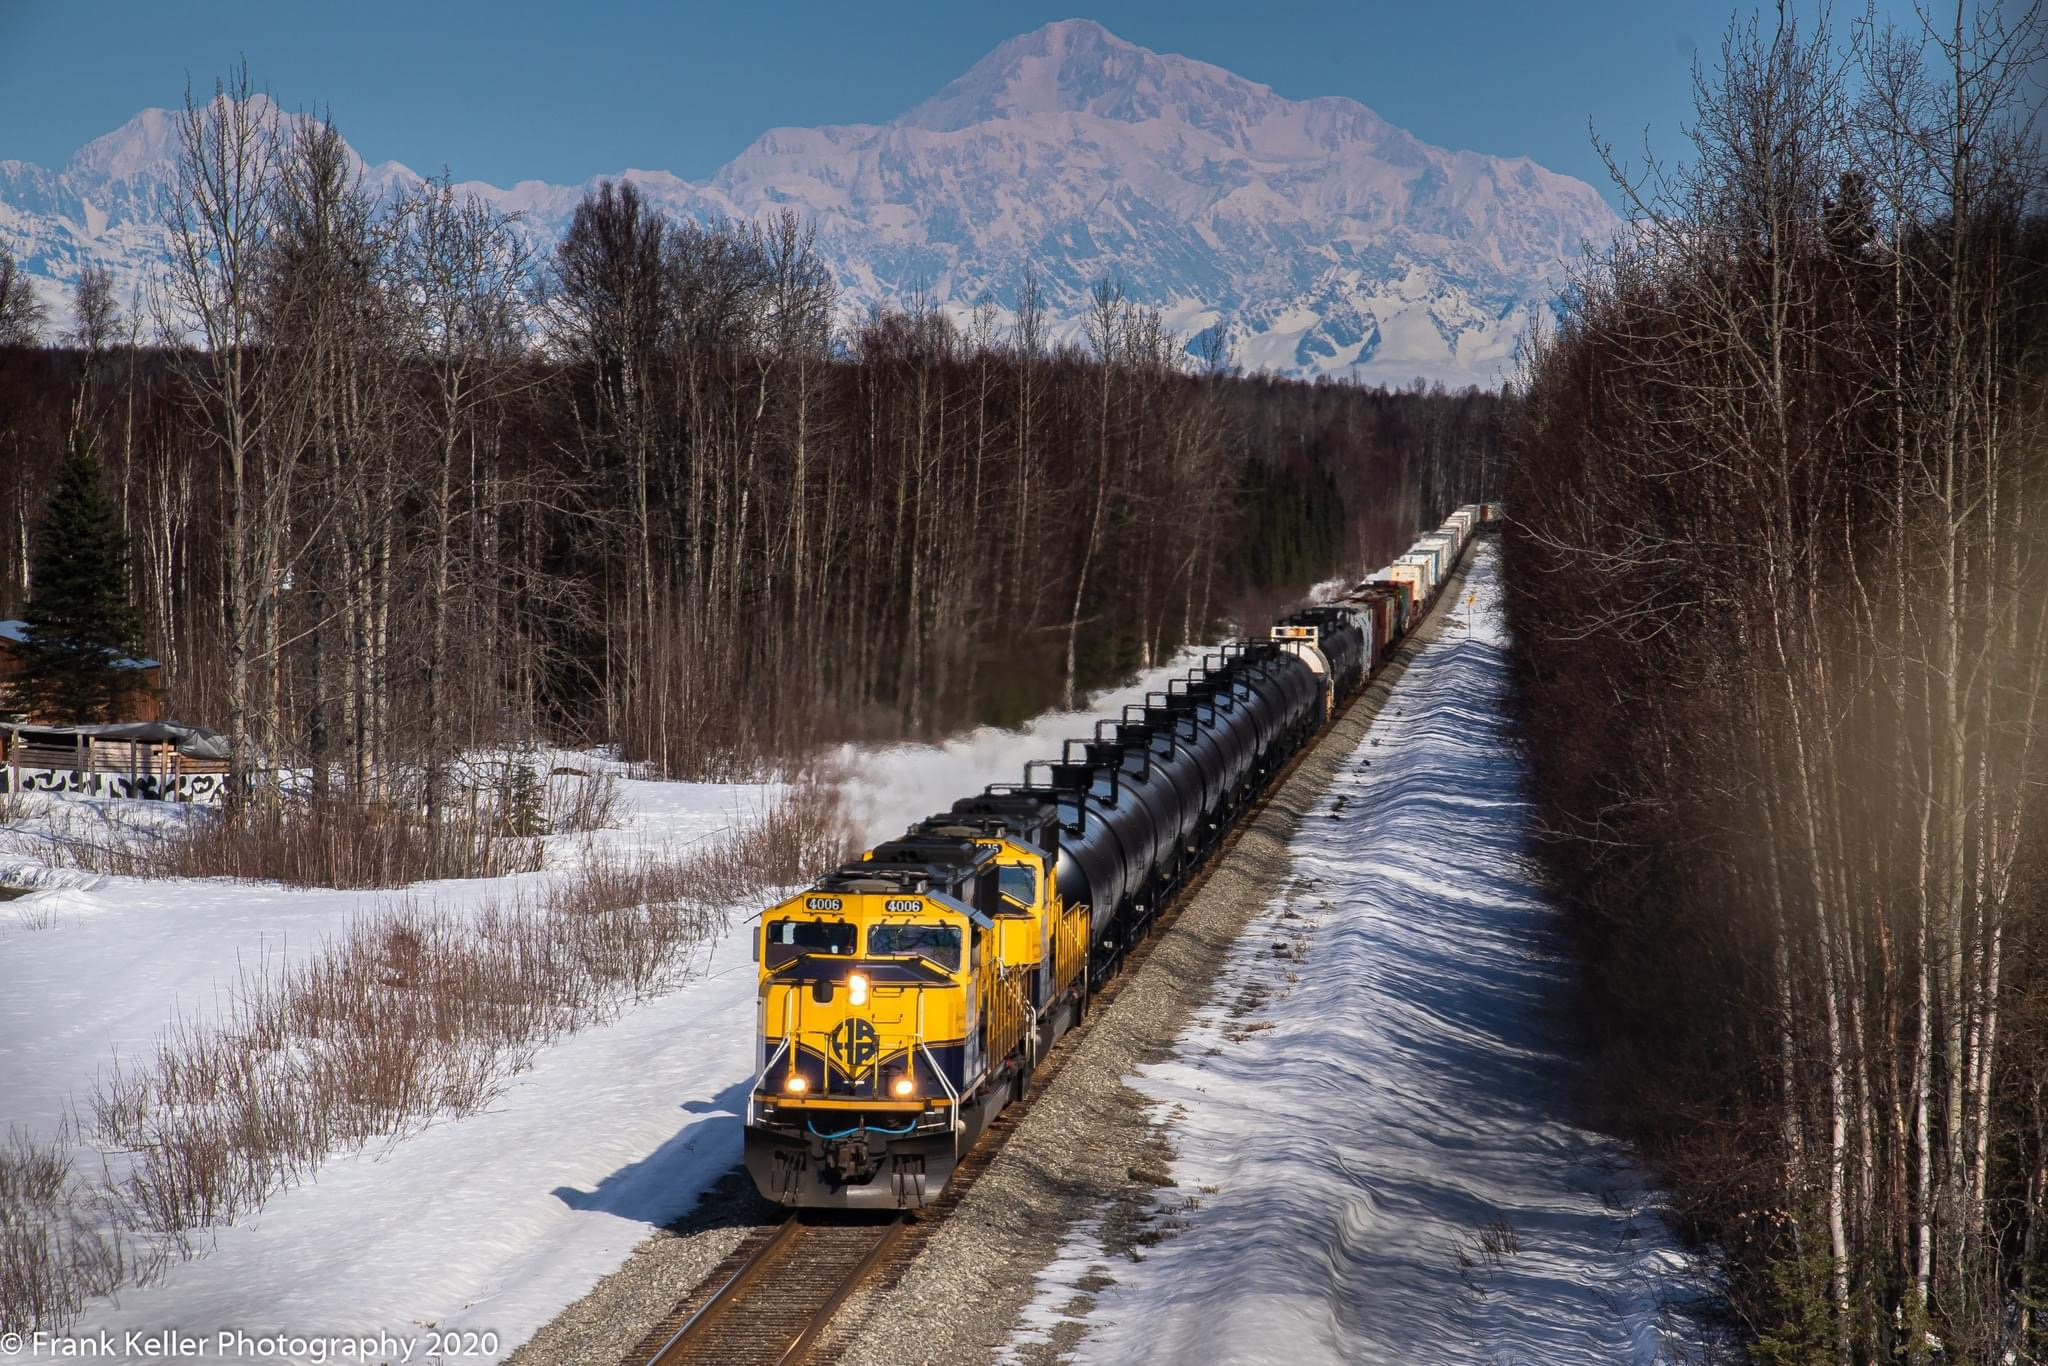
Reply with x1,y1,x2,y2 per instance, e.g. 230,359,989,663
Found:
744,798,1088,1209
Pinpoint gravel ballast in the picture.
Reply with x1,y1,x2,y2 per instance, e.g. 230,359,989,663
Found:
504,1170,772,1366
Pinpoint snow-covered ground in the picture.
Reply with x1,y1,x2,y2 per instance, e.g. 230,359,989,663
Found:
833,644,1206,843
0,771,763,1171
1005,544,1714,1364
0,650,1206,1364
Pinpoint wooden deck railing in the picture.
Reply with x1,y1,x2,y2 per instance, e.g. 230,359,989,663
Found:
1,739,229,778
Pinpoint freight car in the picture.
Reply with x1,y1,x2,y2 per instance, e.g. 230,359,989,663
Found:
742,506,1493,1209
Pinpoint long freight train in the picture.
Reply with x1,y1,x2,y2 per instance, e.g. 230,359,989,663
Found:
742,503,1499,1209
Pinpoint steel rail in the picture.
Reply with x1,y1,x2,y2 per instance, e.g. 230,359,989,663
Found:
640,1215,800,1364
772,1217,909,1365
633,1214,908,1366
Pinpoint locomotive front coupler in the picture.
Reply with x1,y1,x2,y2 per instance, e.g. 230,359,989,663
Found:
822,1131,881,1185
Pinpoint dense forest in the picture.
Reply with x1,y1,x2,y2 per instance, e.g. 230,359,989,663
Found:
0,65,1503,798
1505,8,2047,1362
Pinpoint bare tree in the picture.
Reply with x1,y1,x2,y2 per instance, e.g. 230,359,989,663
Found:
1062,277,1125,708
260,111,393,797
0,244,47,345
156,61,279,798
388,174,535,819
552,179,669,750
68,266,118,355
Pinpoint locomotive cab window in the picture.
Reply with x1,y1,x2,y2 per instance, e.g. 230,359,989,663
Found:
763,918,856,967
999,864,1037,909
866,922,963,972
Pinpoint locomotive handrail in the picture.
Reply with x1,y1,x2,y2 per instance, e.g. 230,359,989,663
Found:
746,1038,789,1120
747,1037,791,1125
1058,903,1090,1006
987,960,1033,1084
921,1041,964,1135
914,991,964,1135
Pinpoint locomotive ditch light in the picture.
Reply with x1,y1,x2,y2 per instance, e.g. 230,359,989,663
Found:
891,1074,916,1099
848,971,870,1006
784,1074,808,1094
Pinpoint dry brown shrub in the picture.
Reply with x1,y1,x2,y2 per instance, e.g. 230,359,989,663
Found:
733,781,854,886
0,1121,165,1334
545,768,624,833
83,780,853,1250
59,795,545,889
0,786,34,826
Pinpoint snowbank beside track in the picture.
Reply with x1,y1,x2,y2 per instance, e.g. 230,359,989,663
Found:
1006,542,1713,1364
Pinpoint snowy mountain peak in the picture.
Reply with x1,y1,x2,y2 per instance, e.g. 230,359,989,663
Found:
64,106,184,183
897,19,1276,136
55,94,416,192
0,25,1621,386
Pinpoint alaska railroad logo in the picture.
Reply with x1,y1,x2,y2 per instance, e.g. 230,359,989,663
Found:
829,1018,880,1070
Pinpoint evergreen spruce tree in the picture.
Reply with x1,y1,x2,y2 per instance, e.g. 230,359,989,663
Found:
498,749,549,837
16,429,145,723
1749,1219,1844,1366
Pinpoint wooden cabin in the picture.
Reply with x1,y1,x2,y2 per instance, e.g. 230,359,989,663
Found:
0,619,163,723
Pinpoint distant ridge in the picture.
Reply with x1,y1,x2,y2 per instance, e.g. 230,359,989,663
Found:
0,20,1619,385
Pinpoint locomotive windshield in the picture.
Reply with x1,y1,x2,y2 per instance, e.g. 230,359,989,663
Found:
999,865,1037,908
867,923,963,971
763,918,856,967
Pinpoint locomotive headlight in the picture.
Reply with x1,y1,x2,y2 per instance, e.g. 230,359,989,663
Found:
891,1074,916,1099
847,972,870,1006
783,1074,808,1094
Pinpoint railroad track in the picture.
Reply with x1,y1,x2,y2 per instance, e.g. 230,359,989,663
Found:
619,547,1480,1366
626,1214,908,1365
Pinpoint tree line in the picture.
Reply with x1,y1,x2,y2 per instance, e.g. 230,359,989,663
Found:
0,64,1503,800
1504,8,2047,1361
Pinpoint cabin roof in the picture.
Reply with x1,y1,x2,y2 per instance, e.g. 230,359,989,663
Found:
0,620,160,670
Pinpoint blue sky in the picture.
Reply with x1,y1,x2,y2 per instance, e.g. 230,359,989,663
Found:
0,1,1944,207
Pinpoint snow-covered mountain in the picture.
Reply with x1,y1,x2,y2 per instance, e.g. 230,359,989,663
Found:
0,20,1619,385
